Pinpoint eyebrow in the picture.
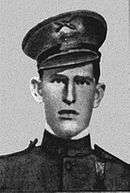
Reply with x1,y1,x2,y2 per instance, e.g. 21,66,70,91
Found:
50,73,68,80
74,75,94,82
50,74,69,83
50,74,94,83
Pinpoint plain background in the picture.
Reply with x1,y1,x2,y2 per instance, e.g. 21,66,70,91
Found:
0,0,129,163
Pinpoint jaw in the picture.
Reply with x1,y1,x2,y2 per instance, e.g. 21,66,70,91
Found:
51,120,86,139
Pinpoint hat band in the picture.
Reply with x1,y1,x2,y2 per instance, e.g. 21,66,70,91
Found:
37,43,99,62
38,49,101,71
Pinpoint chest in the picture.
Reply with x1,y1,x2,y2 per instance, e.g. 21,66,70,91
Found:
3,154,129,192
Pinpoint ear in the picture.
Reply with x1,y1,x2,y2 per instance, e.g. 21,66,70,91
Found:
93,83,106,108
30,77,43,103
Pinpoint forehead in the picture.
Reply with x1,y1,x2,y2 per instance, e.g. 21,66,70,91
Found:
43,63,93,77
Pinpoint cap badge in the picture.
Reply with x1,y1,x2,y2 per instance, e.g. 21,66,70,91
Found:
54,21,77,34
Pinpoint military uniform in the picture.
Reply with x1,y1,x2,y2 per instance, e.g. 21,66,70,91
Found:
1,10,129,192
0,130,129,192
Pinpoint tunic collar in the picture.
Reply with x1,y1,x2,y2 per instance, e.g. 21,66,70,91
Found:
41,130,92,157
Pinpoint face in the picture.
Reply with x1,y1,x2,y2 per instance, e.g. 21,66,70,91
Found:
38,63,99,139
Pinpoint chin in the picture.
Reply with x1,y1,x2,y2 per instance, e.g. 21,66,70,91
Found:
56,120,83,139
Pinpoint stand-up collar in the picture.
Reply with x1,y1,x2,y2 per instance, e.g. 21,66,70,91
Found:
41,130,92,157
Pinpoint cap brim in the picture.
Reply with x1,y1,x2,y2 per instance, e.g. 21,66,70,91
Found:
38,49,100,70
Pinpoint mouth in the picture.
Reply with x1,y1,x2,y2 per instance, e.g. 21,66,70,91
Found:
58,117,73,120
58,109,79,120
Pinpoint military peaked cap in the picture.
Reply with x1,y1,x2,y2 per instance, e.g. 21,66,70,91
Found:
22,10,107,70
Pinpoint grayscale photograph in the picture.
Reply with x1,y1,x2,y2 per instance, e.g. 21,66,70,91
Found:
0,0,129,192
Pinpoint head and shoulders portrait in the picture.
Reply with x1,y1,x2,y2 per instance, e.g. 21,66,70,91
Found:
0,0,129,192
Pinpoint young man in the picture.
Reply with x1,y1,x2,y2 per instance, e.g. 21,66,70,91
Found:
0,10,129,192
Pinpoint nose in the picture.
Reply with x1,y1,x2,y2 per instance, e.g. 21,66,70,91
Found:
62,81,76,105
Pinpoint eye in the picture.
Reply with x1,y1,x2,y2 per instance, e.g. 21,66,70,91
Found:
50,76,68,84
85,80,91,85
78,80,90,85
74,76,91,85
51,77,62,83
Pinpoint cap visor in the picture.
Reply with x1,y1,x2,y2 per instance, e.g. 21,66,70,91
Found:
38,49,100,70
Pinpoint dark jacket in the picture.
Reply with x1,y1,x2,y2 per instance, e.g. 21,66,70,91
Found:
0,130,129,192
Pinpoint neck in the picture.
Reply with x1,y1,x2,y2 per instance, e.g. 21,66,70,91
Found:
71,127,90,140
41,129,92,157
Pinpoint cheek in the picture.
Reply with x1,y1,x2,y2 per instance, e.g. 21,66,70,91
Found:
42,83,63,111
77,88,95,126
77,86,95,106
43,83,63,99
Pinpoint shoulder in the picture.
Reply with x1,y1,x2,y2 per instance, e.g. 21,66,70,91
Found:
93,145,130,190
94,144,130,177
94,144,129,186
0,139,48,190
94,144,129,166
0,138,39,161
0,139,42,184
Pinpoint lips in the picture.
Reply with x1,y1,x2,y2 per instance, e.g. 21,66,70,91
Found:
58,109,79,115
58,109,79,120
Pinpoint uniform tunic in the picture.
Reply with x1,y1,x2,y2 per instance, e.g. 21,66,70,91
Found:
0,130,129,192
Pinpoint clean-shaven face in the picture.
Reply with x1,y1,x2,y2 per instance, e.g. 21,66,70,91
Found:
41,64,96,139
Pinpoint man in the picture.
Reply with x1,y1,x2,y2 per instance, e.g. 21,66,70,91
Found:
0,10,129,192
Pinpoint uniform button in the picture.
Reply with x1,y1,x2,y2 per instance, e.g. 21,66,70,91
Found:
64,160,72,171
